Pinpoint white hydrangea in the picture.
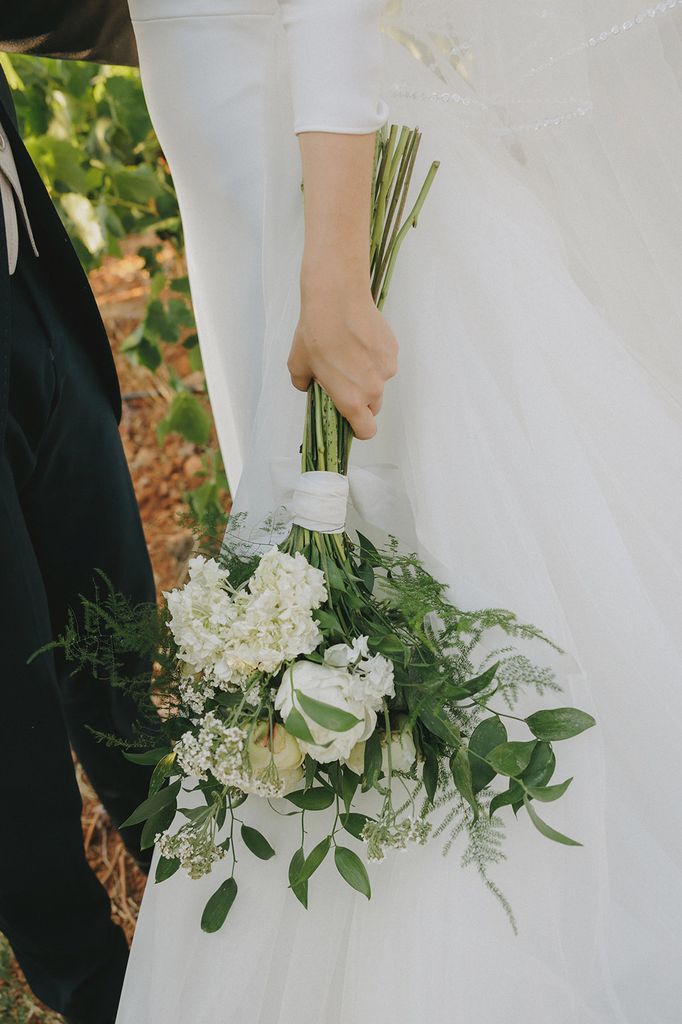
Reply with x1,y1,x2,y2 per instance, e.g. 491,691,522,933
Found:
164,556,237,681
165,549,327,714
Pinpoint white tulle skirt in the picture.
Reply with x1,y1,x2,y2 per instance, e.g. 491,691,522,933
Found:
119,4,682,1021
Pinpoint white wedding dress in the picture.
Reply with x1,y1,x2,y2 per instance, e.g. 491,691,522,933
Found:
118,2,682,1021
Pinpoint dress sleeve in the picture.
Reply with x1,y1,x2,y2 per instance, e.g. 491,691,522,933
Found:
277,0,389,135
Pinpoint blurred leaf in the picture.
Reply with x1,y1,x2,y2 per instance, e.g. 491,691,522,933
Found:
157,391,212,446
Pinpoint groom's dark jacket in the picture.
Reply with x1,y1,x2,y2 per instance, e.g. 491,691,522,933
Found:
0,67,122,444
0,0,137,441
0,1,138,66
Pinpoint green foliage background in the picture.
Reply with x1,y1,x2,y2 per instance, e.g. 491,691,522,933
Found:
0,53,227,516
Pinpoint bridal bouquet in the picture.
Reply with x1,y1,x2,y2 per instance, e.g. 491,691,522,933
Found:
65,125,595,932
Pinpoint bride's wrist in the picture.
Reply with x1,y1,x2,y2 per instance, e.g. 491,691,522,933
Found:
300,246,372,300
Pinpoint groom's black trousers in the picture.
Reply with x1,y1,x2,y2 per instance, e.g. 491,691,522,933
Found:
0,207,156,1020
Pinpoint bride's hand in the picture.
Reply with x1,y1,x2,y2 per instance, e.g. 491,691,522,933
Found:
288,264,398,440
289,131,397,440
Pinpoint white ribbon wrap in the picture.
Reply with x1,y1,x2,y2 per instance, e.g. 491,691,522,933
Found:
290,471,349,534
265,458,418,548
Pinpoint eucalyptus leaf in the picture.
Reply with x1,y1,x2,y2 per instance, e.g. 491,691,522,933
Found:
520,741,556,789
201,877,238,933
334,846,371,899
526,778,573,803
341,767,360,813
285,708,316,744
286,787,335,811
288,848,308,908
296,691,362,733
315,609,344,634
140,801,176,851
468,716,507,793
124,747,171,766
490,782,524,818
241,824,275,860
149,751,178,796
462,662,500,697
290,837,331,887
120,779,181,829
525,708,596,742
486,741,537,777
421,741,438,803
362,729,383,792
341,813,372,840
450,746,479,820
155,856,180,883
419,706,461,748
524,797,582,846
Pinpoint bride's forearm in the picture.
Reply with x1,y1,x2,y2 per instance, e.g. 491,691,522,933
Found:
298,131,376,293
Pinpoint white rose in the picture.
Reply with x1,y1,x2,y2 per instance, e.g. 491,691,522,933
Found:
246,722,304,795
275,660,375,764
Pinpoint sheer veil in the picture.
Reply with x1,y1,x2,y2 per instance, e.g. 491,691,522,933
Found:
381,0,682,396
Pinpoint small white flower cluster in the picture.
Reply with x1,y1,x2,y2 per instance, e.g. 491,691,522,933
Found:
174,712,248,788
165,549,327,712
156,825,226,880
362,815,432,863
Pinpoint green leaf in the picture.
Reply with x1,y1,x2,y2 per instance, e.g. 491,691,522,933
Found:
421,740,438,803
450,746,479,820
141,801,176,851
315,609,344,635
356,561,375,593
111,163,162,204
526,778,573,803
157,391,212,446
525,708,596,742
201,877,238,933
286,787,335,811
419,706,461,748
241,824,275,860
123,747,171,766
304,755,317,790
155,856,180,883
284,707,316,744
288,848,308,908
290,837,331,887
149,752,178,796
120,779,181,829
296,691,361,733
340,813,372,840
356,531,379,561
520,741,556,789
334,847,371,899
341,767,360,813
368,635,407,657
524,797,582,847
490,781,524,818
462,662,500,697
468,717,507,793
361,729,383,792
486,741,537,777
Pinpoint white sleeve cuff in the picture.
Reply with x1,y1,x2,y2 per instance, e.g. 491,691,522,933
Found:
277,0,389,135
